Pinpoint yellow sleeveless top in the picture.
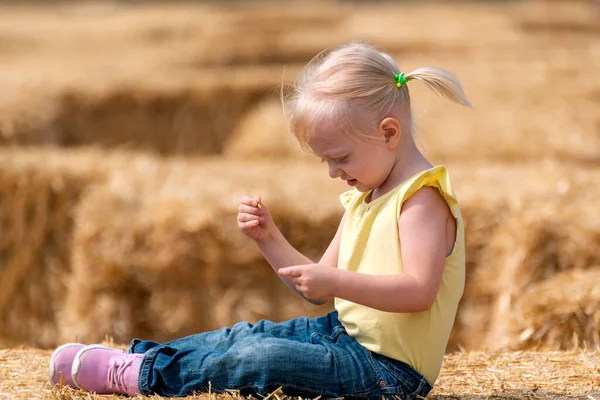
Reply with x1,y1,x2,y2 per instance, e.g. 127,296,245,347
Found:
335,165,465,385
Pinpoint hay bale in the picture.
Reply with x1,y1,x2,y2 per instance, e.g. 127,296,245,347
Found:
408,1,600,165
45,84,270,156
441,161,600,351
193,5,347,67
58,158,600,349
0,91,57,146
0,2,345,155
507,268,600,350
223,99,313,160
0,151,579,350
517,0,599,33
61,159,342,344
415,74,600,164
1,1,597,165
0,147,167,347
478,196,600,350
444,202,509,352
0,148,108,348
64,188,224,343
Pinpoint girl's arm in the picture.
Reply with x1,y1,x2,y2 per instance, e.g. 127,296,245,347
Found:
256,213,346,305
238,195,346,304
334,187,454,312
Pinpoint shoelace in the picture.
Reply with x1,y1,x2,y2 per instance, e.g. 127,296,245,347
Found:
107,355,133,393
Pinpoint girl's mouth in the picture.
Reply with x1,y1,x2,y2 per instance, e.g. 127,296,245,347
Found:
347,179,357,186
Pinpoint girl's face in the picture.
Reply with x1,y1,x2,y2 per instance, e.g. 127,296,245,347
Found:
308,118,398,193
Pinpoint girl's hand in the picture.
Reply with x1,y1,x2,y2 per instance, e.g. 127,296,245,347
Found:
237,195,274,242
278,264,340,302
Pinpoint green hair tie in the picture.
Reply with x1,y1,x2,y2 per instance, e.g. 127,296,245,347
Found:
394,73,408,88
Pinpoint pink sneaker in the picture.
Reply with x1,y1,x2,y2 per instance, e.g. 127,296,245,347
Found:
72,345,143,396
49,343,105,388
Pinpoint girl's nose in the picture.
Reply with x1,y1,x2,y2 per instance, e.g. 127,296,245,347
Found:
328,164,342,179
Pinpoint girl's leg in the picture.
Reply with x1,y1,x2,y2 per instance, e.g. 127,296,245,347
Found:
135,311,391,398
129,311,339,354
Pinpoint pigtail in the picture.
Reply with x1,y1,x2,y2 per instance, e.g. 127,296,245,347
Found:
405,67,472,108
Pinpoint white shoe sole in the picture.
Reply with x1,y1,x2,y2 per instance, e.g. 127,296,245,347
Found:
48,343,85,385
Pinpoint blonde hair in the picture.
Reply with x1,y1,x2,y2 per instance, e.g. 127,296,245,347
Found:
282,42,471,151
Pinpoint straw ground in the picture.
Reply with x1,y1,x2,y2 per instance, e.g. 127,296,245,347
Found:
1,346,599,400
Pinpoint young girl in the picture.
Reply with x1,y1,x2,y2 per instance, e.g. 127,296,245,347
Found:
49,42,469,399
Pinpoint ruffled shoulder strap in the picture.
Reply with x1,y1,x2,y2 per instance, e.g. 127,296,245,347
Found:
339,188,362,210
402,165,461,219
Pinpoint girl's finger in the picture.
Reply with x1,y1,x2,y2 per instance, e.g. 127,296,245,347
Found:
238,204,262,215
279,267,302,278
240,220,260,230
238,213,263,223
240,196,257,206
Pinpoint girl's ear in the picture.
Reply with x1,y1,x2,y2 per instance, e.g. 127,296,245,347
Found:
378,117,402,149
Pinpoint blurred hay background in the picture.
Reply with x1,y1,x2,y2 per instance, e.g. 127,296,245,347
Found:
0,0,598,374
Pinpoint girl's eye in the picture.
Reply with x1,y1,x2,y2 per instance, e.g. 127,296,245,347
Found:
321,156,348,164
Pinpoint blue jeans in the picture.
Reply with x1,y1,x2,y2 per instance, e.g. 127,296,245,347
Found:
129,311,432,399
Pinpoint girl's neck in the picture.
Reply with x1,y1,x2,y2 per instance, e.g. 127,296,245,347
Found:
371,139,432,201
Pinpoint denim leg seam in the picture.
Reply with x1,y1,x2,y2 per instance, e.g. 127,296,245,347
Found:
366,351,385,386
336,350,388,397
308,332,382,397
